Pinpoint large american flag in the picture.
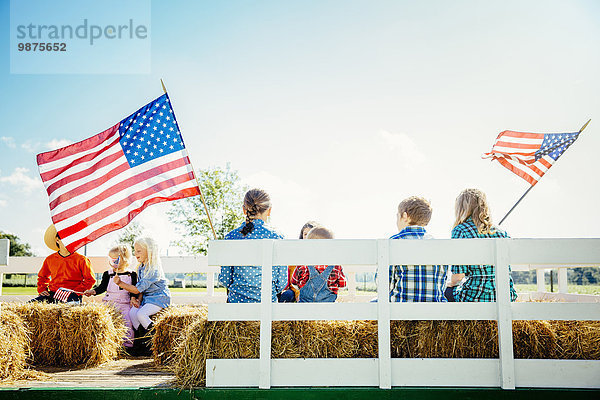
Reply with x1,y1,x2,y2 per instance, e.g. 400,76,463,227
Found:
37,94,201,252
482,130,580,186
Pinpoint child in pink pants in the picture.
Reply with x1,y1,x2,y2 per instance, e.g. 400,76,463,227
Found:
85,245,138,350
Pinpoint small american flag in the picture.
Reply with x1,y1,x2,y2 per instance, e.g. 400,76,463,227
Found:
482,130,580,186
53,287,75,302
37,94,201,252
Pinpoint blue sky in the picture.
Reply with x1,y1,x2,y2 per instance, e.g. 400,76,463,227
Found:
1,0,599,256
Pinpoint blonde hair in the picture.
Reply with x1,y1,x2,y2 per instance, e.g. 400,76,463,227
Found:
108,244,132,269
307,226,335,239
133,237,164,276
454,188,494,234
398,196,433,226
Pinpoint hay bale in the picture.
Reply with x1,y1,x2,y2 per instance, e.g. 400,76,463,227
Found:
391,321,420,358
170,306,600,388
57,302,126,367
409,321,498,358
174,318,378,387
3,302,61,365
0,309,30,381
4,302,126,367
291,320,376,358
552,321,600,359
393,320,558,359
513,320,557,359
153,305,208,365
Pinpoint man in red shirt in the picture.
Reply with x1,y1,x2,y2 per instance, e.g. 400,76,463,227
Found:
31,225,95,303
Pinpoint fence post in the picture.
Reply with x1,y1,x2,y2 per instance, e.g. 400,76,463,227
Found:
207,271,215,296
495,239,515,389
558,268,568,294
0,239,8,296
376,239,392,389
347,271,356,299
259,240,274,389
536,268,545,292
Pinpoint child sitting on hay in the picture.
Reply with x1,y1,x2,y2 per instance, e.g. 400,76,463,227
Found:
32,225,96,303
113,237,171,356
389,196,448,302
218,188,288,303
84,244,138,351
290,226,347,302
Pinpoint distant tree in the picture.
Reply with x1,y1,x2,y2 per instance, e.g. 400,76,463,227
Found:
568,267,600,285
114,221,144,252
511,270,536,285
0,231,34,256
168,164,247,255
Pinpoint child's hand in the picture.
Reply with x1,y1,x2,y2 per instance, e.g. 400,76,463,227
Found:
83,289,96,297
291,285,300,302
39,290,50,297
113,275,122,285
130,297,140,308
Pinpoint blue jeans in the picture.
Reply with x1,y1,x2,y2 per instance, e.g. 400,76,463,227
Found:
278,289,296,303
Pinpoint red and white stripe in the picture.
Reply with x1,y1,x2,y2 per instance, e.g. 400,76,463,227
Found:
37,123,200,252
493,154,554,186
482,130,549,186
482,130,545,164
53,288,72,302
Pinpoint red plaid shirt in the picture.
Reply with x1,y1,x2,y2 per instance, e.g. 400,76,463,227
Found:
290,265,346,294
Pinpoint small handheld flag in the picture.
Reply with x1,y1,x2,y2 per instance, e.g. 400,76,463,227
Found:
37,93,201,252
53,287,83,302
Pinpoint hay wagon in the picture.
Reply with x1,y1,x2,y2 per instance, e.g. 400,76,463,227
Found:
0,237,599,399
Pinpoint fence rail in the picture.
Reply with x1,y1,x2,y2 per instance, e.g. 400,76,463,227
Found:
1,243,599,303
204,238,600,390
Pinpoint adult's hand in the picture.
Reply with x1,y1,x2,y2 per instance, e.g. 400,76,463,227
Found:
113,275,122,285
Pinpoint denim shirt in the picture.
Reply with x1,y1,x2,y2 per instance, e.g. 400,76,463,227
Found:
136,263,171,308
218,219,287,303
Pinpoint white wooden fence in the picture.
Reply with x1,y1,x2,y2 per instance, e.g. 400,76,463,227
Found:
0,255,222,303
0,252,597,303
205,238,600,390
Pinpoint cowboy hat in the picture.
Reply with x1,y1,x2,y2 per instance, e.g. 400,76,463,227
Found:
44,225,60,252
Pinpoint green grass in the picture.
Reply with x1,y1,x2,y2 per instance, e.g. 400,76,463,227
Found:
0,286,227,296
2,285,599,296
514,284,600,295
1,286,38,295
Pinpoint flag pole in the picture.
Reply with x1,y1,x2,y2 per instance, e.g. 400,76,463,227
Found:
498,185,533,226
579,119,591,133
498,119,591,226
160,79,218,240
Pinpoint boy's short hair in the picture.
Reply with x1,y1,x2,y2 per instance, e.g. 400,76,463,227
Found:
306,226,335,239
398,196,432,226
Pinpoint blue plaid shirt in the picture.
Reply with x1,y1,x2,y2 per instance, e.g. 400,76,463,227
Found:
218,219,288,303
451,218,518,302
389,226,448,302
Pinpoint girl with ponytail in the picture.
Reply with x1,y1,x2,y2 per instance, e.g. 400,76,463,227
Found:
218,188,288,303
447,189,518,302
